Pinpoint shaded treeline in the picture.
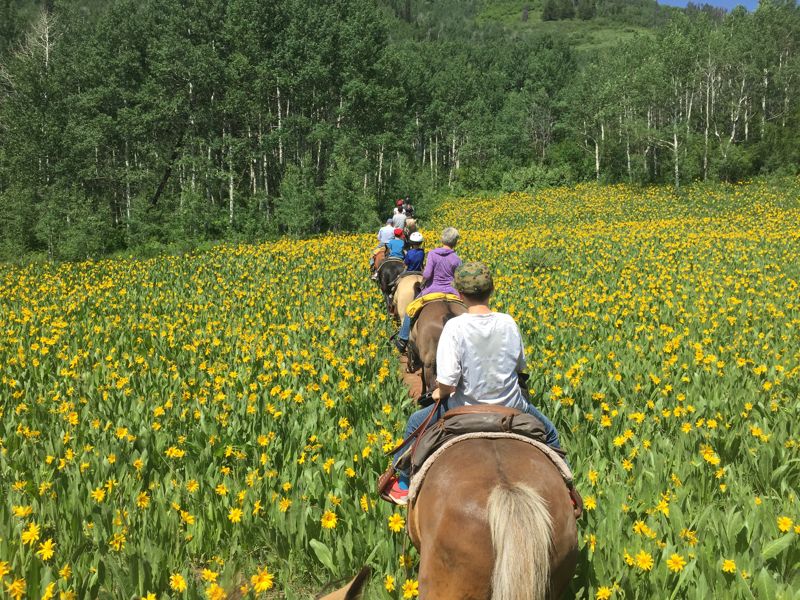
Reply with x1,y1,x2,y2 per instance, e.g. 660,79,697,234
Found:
0,0,798,259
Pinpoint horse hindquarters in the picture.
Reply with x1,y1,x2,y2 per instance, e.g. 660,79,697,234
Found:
410,439,578,600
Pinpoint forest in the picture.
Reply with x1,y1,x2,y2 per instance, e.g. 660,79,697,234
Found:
0,0,798,260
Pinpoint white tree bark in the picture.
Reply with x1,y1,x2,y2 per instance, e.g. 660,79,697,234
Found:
277,85,284,164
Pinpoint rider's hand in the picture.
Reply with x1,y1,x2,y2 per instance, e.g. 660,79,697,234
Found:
431,388,441,401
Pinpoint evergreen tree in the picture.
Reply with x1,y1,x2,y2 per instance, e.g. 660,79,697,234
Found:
542,0,559,21
577,0,596,21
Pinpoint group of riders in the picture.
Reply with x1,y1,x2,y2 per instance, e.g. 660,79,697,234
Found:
369,198,582,512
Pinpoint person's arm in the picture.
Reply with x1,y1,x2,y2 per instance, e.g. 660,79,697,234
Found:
432,382,455,401
515,322,527,373
433,322,460,401
421,252,435,283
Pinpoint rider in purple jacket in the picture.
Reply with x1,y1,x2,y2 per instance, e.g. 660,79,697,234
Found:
395,227,462,353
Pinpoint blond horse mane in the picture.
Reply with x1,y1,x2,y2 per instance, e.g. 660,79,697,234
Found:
487,484,553,600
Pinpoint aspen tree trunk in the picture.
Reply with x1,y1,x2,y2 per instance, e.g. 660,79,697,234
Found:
434,134,439,179
277,85,284,164
782,51,789,128
125,141,131,226
761,69,767,138
248,126,256,195
258,115,268,200
673,130,679,188
594,139,600,182
207,145,213,204
429,136,434,177
448,131,456,188
178,163,184,210
626,137,631,182
227,129,234,226
112,148,118,225
744,100,749,141
704,74,710,181
378,143,384,189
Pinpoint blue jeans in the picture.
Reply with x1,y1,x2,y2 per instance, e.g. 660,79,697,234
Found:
398,315,412,341
394,401,563,484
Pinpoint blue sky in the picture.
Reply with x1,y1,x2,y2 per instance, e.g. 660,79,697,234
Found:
659,0,759,9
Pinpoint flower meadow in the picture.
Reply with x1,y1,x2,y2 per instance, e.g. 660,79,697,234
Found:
1,181,799,599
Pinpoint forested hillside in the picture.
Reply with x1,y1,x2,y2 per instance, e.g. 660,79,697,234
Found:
0,0,798,260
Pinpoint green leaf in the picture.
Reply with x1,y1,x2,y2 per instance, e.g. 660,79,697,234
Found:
755,568,777,599
310,538,336,574
761,532,795,560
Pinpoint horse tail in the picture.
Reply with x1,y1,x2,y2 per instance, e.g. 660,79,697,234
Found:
487,483,553,600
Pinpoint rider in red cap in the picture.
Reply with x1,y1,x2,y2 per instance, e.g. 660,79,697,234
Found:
385,228,406,260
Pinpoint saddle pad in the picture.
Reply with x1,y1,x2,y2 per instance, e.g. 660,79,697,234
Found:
408,432,573,505
406,293,463,318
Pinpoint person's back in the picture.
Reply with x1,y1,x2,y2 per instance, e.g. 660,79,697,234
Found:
437,312,527,411
404,247,424,272
391,210,406,229
420,246,461,296
377,223,394,245
386,230,405,260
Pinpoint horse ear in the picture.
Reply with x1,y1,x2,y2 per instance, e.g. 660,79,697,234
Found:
317,567,372,600
413,282,421,296
344,567,372,599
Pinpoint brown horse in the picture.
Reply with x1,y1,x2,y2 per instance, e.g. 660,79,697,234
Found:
407,438,578,599
377,259,406,314
322,440,577,599
371,247,386,275
407,300,466,393
392,273,424,323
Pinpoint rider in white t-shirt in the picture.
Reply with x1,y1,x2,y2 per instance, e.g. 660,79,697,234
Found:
386,261,572,507
436,311,529,411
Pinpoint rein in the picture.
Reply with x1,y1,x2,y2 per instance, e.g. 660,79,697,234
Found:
385,392,443,460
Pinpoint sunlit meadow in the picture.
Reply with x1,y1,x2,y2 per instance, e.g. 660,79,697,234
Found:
1,181,798,599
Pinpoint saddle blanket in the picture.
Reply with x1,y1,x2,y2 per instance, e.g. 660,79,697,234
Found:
408,432,574,505
405,293,463,318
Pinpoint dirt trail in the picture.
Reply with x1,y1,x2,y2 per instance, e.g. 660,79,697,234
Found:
398,355,423,399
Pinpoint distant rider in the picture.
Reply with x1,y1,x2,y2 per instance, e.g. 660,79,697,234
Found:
385,228,406,261
403,197,414,219
391,200,407,230
404,232,425,272
370,218,396,279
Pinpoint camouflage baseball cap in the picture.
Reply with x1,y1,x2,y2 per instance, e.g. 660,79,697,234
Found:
454,262,494,295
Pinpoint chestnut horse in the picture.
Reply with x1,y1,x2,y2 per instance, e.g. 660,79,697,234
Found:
408,438,578,599
372,247,386,274
407,300,466,393
392,273,424,323
321,440,577,599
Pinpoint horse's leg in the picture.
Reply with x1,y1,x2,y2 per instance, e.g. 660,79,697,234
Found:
423,361,436,395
